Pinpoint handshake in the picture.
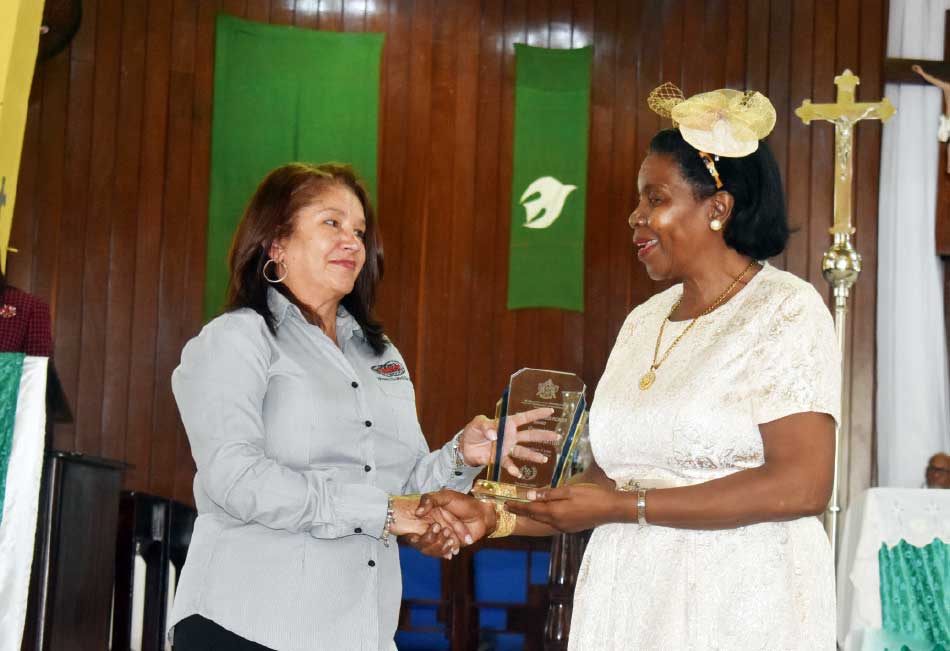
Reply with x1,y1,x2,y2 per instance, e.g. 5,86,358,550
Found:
389,490,504,559
378,403,559,558
386,480,634,553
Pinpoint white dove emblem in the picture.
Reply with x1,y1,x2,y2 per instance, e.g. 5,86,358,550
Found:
520,176,577,229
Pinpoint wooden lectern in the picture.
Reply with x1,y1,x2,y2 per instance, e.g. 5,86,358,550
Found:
20,366,127,651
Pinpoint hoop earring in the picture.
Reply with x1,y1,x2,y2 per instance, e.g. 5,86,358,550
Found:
262,258,288,283
709,219,723,232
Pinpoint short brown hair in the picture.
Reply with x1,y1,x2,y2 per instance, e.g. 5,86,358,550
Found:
225,162,386,353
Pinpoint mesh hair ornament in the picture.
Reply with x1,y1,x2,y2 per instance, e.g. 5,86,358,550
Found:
647,83,777,187
647,82,687,122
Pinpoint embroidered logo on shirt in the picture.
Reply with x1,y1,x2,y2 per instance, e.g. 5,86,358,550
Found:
0,305,16,319
372,360,407,380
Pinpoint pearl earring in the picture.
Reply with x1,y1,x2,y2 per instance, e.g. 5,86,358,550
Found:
710,219,723,232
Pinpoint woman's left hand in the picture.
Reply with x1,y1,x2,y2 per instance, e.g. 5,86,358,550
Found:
459,407,558,477
504,483,632,533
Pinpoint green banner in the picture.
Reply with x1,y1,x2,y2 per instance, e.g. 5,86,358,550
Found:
0,352,24,525
206,15,384,319
507,44,592,312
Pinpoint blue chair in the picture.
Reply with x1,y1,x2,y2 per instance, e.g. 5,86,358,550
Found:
396,539,552,650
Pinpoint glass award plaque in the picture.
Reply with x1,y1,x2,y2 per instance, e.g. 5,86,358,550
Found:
472,368,587,502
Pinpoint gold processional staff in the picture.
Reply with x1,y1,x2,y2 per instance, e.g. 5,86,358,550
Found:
794,70,895,557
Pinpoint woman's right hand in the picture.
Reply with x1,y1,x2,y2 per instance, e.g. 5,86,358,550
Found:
415,490,498,545
391,495,466,558
401,490,499,559
402,522,462,559
393,490,499,558
390,495,430,537
389,495,470,560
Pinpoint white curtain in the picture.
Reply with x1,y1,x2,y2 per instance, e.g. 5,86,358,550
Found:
877,0,950,487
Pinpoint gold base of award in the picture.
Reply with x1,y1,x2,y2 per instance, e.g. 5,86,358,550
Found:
472,369,587,503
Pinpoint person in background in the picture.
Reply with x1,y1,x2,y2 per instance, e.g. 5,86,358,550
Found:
168,162,552,651
0,269,52,357
926,452,950,488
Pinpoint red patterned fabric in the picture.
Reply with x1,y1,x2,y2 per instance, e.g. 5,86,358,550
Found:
0,287,52,357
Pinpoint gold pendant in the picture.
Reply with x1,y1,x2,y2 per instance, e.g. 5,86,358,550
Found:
639,369,656,390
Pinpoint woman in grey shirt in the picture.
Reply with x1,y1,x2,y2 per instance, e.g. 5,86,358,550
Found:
168,163,551,651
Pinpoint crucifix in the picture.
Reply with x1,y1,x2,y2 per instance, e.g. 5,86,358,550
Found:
795,70,896,559
884,10,950,255
883,10,950,404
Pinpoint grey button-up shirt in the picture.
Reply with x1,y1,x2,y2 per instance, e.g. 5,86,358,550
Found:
168,289,481,650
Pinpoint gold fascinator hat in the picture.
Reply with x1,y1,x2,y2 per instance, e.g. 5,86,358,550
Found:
647,83,777,158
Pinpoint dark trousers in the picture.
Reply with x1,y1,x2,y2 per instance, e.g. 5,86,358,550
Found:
173,615,276,651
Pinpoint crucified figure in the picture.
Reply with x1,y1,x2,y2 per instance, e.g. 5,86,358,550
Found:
914,64,950,172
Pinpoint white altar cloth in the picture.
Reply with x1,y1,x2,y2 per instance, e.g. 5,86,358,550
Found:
837,487,950,650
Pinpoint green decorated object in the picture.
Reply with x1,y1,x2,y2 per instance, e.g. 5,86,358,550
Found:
0,352,24,525
507,44,592,312
206,15,383,320
879,538,950,650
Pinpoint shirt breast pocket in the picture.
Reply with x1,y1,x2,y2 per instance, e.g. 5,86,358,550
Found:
376,380,421,437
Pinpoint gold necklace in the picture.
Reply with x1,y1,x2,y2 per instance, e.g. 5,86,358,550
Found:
638,261,757,391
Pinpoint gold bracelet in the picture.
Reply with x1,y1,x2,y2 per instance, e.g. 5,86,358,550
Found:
488,502,516,538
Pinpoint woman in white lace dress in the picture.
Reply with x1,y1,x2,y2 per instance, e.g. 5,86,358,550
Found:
418,87,840,650
508,88,840,649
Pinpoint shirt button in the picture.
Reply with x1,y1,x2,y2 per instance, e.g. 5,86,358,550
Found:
364,464,372,472
364,420,372,428
351,381,359,388
368,560,376,567
354,527,363,534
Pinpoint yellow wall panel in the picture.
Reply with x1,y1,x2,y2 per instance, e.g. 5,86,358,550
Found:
0,0,46,273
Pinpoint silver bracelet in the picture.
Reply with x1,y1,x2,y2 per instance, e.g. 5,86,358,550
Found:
451,436,465,477
616,480,649,525
637,487,649,525
381,496,395,547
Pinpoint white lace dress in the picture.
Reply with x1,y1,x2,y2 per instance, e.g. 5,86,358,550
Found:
569,264,841,651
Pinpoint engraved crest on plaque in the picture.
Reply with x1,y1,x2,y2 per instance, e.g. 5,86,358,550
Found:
537,379,559,400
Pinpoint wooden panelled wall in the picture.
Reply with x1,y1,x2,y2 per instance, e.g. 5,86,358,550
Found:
11,0,886,505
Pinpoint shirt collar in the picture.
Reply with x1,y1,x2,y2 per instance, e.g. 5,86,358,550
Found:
267,287,301,327
267,287,365,342
335,306,365,343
